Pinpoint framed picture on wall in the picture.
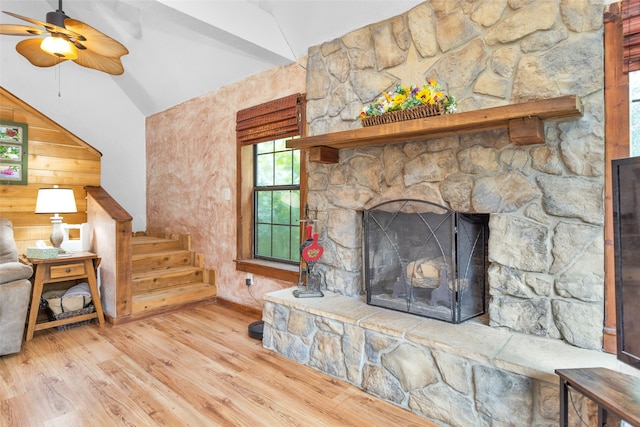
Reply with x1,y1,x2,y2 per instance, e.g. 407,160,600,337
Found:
0,121,27,185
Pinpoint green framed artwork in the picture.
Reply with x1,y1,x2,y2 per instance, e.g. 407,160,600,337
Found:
0,121,27,185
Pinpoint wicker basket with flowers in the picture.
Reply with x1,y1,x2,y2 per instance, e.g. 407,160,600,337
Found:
359,79,457,127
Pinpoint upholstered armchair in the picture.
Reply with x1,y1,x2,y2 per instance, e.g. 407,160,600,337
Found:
0,217,33,356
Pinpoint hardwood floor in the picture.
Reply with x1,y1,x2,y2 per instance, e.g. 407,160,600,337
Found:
0,303,434,426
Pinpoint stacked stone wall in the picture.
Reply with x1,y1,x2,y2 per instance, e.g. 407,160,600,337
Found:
304,0,606,351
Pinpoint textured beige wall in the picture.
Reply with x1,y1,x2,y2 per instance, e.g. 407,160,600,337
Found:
146,61,307,309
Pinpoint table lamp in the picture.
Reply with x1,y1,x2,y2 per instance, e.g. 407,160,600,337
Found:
35,185,77,251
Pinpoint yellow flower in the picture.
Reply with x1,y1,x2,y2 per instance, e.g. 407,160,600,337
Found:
416,86,432,104
392,93,406,105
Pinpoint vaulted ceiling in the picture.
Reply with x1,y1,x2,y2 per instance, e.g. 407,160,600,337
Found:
0,0,422,231
0,0,422,116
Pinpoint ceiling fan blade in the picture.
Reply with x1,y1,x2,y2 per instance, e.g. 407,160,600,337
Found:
0,24,45,36
64,18,128,58
2,10,50,28
73,49,124,75
2,10,82,39
15,38,65,67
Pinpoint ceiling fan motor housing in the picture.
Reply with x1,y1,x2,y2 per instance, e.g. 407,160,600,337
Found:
46,10,68,29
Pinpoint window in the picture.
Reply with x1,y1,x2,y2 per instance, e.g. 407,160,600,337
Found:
631,72,640,155
254,138,300,263
235,94,306,282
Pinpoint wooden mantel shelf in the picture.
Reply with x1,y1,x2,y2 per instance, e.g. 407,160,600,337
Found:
288,95,583,163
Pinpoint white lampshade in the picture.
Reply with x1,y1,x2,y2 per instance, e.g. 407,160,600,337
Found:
35,186,77,214
35,185,77,250
40,35,78,60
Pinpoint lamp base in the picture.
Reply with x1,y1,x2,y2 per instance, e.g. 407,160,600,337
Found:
49,214,64,250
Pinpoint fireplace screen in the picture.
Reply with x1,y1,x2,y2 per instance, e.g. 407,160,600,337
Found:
364,199,488,323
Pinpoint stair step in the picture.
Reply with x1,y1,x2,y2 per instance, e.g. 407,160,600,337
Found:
127,233,216,318
132,250,194,272
132,236,182,254
132,282,217,313
133,266,204,292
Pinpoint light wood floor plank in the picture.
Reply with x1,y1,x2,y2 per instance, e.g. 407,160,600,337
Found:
98,356,214,426
0,302,435,426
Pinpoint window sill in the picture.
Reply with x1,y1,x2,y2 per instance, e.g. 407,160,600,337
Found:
235,259,299,283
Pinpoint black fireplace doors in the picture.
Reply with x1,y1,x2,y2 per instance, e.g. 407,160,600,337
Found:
364,199,488,323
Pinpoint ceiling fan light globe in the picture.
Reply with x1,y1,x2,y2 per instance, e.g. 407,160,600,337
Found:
41,35,77,59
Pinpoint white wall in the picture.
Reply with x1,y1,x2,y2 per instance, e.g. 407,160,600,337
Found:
1,47,147,231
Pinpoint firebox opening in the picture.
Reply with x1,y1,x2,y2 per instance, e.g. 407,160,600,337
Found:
364,199,489,324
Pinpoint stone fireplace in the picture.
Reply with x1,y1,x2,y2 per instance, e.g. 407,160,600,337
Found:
263,1,617,425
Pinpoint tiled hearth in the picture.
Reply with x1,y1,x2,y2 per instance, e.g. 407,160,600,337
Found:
263,288,619,425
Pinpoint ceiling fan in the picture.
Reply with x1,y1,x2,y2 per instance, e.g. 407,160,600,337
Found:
0,0,128,75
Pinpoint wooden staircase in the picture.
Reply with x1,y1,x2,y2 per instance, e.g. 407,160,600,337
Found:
131,233,216,316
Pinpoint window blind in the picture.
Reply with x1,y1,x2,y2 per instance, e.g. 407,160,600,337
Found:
623,0,640,73
236,93,306,146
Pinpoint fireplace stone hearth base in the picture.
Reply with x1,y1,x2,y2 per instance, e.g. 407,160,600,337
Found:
263,288,626,426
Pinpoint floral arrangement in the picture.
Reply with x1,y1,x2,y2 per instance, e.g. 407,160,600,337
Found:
359,79,457,119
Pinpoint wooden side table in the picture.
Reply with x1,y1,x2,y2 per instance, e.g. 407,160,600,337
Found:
25,251,105,341
556,367,640,427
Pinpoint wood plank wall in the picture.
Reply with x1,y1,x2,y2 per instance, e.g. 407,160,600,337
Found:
0,87,101,255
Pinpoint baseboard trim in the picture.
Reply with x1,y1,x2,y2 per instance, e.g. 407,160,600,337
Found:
107,297,217,326
214,297,262,318
105,297,261,326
